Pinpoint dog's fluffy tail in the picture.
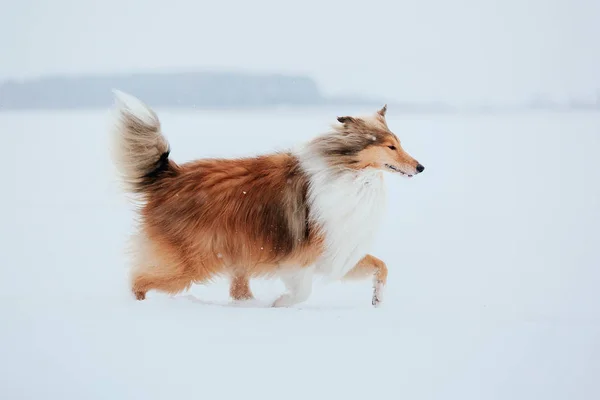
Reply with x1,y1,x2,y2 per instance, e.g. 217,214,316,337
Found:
111,90,176,194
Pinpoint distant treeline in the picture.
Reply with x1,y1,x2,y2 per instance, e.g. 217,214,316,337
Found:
2,72,598,113
0,71,333,110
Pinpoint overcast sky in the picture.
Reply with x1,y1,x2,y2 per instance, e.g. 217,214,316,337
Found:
2,0,599,104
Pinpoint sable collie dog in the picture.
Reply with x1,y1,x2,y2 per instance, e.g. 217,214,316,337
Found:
111,90,424,307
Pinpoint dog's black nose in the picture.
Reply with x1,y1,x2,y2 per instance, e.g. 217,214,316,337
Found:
416,164,425,173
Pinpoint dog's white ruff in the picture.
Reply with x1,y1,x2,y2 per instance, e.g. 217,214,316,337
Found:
296,146,387,283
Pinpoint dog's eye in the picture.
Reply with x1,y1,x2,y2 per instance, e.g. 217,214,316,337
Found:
387,145,396,150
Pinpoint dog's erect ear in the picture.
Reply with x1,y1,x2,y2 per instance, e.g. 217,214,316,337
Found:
337,116,357,124
377,104,388,118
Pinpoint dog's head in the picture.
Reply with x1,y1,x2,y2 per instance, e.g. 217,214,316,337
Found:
315,105,424,177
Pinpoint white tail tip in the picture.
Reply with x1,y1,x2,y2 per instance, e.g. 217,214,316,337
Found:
112,89,157,126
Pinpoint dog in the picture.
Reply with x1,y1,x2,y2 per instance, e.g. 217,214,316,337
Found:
111,90,424,307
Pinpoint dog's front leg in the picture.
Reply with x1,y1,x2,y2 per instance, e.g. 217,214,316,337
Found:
272,267,314,307
342,254,388,307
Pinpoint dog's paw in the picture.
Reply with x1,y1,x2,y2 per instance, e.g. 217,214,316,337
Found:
272,294,293,308
372,295,382,308
372,281,384,308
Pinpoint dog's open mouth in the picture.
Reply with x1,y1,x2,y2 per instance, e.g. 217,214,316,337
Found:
385,164,413,177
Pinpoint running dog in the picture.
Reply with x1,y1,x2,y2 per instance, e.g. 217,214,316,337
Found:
111,90,424,307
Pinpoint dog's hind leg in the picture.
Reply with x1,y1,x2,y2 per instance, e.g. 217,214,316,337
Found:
131,268,194,300
341,254,388,307
128,233,194,300
229,273,254,301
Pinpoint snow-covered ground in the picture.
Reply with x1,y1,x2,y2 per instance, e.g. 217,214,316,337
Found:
1,108,599,399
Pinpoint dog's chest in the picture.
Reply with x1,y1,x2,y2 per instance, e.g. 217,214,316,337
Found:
308,170,387,279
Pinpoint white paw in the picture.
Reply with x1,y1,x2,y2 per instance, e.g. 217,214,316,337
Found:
272,294,294,308
273,267,314,307
372,281,384,307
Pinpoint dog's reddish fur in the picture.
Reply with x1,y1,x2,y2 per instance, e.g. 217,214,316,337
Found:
131,154,324,300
